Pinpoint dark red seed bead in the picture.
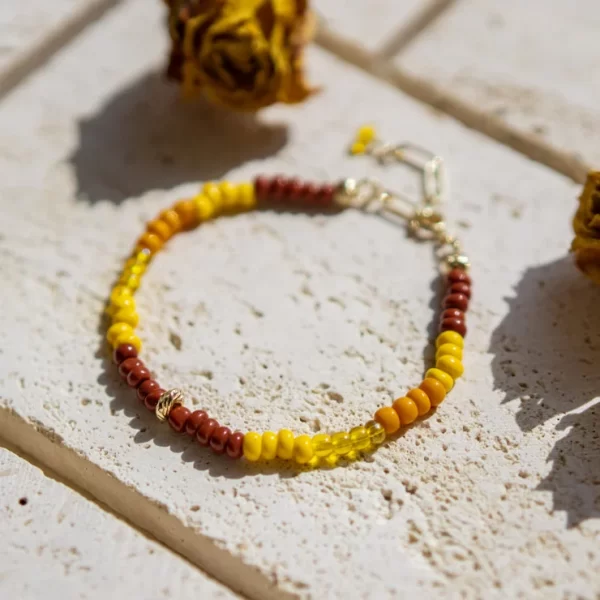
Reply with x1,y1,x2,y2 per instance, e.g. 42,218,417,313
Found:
449,282,471,299
168,405,191,433
303,182,319,203
185,410,209,436
209,426,231,454
286,179,304,202
447,268,471,286
137,379,160,402
440,317,467,337
254,175,271,201
196,418,219,446
443,293,469,312
113,343,137,365
319,183,336,205
119,357,142,380
440,308,465,322
144,388,165,411
226,431,245,459
270,176,288,201
126,365,151,388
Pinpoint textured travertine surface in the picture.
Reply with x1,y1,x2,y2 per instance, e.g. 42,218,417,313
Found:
0,448,237,599
396,0,600,173
0,0,600,599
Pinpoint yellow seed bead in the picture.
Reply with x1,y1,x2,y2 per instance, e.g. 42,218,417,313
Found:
119,273,141,291
110,285,132,304
219,181,238,211
134,248,152,264
159,210,182,233
426,367,455,392
350,141,366,155
349,426,370,450
194,194,215,221
357,125,376,144
261,431,278,460
107,322,133,345
374,406,400,434
311,433,333,458
237,182,256,211
436,331,464,349
203,182,223,212
436,343,463,361
107,294,136,317
331,431,352,455
436,355,464,380
174,199,199,230
112,308,139,328
124,259,146,276
407,388,431,416
366,420,386,445
277,429,295,460
243,431,262,462
113,331,142,353
392,396,419,425
293,435,314,464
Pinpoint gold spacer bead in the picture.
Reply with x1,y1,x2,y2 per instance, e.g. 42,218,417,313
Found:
155,389,184,422
446,254,470,270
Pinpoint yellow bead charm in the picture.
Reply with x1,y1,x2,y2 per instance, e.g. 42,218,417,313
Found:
293,435,314,464
261,431,278,460
425,368,455,393
277,429,295,460
436,355,464,380
243,431,262,462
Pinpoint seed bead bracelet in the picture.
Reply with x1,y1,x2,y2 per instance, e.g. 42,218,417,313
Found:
105,132,471,467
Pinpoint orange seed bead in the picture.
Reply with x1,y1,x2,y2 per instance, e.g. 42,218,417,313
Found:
407,388,431,416
419,377,447,407
392,396,419,425
137,232,163,254
173,199,198,229
159,209,182,233
374,406,400,434
147,219,173,241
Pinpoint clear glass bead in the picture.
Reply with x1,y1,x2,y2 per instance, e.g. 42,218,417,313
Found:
311,434,333,458
349,426,370,450
366,420,386,445
331,432,352,455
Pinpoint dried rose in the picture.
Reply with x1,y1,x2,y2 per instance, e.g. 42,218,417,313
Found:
571,171,600,284
164,0,314,111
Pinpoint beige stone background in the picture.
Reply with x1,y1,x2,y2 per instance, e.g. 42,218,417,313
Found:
0,1,599,598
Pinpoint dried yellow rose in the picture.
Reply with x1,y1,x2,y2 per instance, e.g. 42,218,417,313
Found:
571,171,600,284
164,0,314,111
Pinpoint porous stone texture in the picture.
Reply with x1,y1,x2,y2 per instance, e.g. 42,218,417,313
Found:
396,0,600,178
0,448,237,599
316,0,431,52
1,0,600,599
0,0,117,97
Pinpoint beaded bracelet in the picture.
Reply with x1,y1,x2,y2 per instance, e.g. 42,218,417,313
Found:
105,129,471,467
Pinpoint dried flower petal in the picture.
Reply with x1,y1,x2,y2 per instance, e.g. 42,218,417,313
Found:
571,171,600,284
165,0,314,111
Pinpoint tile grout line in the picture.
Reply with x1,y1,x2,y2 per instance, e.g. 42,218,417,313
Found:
314,24,589,185
0,407,294,600
0,0,124,101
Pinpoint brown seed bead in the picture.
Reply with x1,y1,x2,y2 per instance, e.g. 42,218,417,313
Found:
440,308,465,322
303,182,319,203
137,379,160,402
113,343,138,365
443,293,469,312
185,410,209,436
319,183,336,205
447,268,471,286
226,431,245,459
286,179,304,202
118,357,142,380
449,281,471,299
254,175,271,201
196,418,219,446
440,317,467,337
126,365,151,388
209,426,231,454
144,388,165,411
271,176,287,201
168,405,191,433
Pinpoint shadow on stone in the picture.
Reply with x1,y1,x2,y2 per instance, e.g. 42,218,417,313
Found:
70,71,288,203
489,256,600,525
